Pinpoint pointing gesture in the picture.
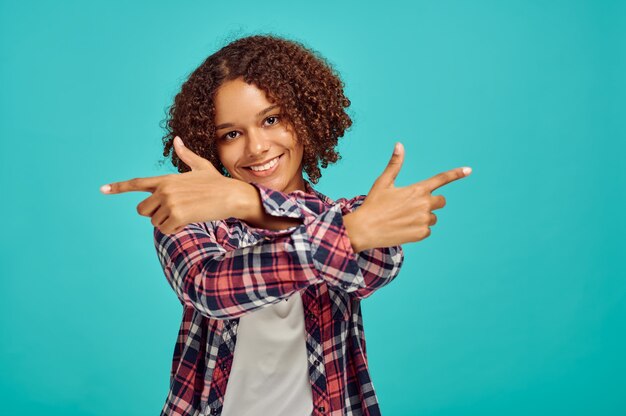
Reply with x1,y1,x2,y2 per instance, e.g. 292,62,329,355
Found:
344,142,472,251
100,136,249,235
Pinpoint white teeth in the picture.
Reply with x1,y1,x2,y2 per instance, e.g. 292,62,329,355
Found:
249,156,279,171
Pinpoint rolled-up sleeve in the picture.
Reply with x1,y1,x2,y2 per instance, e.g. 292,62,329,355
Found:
308,194,404,299
154,220,321,320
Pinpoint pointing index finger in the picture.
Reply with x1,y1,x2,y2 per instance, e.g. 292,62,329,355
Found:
420,167,472,193
100,175,170,194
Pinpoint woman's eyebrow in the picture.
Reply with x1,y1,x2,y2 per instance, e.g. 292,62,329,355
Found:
215,105,280,130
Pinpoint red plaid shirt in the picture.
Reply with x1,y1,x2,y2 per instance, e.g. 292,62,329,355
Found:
153,179,404,416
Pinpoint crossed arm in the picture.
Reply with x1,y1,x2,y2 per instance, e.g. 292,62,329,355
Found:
153,183,404,320
238,180,370,252
102,141,471,320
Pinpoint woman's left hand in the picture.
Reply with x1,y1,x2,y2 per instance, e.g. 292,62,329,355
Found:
100,136,250,234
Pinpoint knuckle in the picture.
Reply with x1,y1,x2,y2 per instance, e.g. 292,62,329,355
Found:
416,199,429,211
169,207,181,220
411,215,422,228
159,184,172,195
413,227,431,241
162,193,175,207
413,184,426,194
163,176,175,187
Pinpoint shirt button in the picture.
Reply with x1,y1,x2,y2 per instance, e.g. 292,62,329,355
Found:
210,408,219,415
314,359,319,366
341,283,350,289
317,406,325,412
308,312,316,320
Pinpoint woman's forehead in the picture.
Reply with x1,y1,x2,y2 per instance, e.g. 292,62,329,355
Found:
214,79,279,122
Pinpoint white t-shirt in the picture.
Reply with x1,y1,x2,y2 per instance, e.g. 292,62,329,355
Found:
220,290,314,416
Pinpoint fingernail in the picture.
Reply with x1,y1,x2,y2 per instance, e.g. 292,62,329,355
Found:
393,142,401,155
174,136,184,147
462,167,472,176
100,184,111,193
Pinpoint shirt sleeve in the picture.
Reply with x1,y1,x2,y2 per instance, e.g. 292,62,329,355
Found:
154,218,325,320
308,194,405,300
244,182,404,299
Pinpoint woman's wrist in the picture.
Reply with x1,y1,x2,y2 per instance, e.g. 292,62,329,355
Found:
343,211,369,253
229,181,258,221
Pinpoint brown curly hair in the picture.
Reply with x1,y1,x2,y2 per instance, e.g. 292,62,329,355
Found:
159,34,353,184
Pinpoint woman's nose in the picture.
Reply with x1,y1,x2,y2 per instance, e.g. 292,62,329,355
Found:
246,129,270,157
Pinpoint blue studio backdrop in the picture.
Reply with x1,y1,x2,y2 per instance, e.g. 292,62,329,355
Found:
1,0,624,415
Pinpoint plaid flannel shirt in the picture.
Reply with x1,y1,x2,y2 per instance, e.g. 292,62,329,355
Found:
153,179,404,416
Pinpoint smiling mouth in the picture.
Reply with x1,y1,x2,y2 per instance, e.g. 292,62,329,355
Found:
244,154,283,173
244,153,284,177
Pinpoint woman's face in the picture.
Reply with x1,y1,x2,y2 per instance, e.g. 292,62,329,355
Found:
214,77,306,194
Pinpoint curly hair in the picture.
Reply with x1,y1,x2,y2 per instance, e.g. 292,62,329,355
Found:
159,34,353,184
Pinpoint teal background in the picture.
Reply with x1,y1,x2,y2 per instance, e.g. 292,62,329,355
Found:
1,0,624,414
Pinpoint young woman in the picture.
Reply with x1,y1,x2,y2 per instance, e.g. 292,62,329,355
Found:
101,34,471,416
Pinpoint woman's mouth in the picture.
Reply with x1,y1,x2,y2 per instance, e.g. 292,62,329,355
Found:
245,154,283,177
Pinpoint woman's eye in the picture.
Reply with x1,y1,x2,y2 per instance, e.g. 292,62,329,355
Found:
265,115,280,125
222,131,239,140
220,116,278,141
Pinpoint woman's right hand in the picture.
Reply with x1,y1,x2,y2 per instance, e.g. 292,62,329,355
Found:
342,143,472,252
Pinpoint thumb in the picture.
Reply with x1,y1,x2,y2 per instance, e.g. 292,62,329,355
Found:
174,136,216,172
372,142,404,190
